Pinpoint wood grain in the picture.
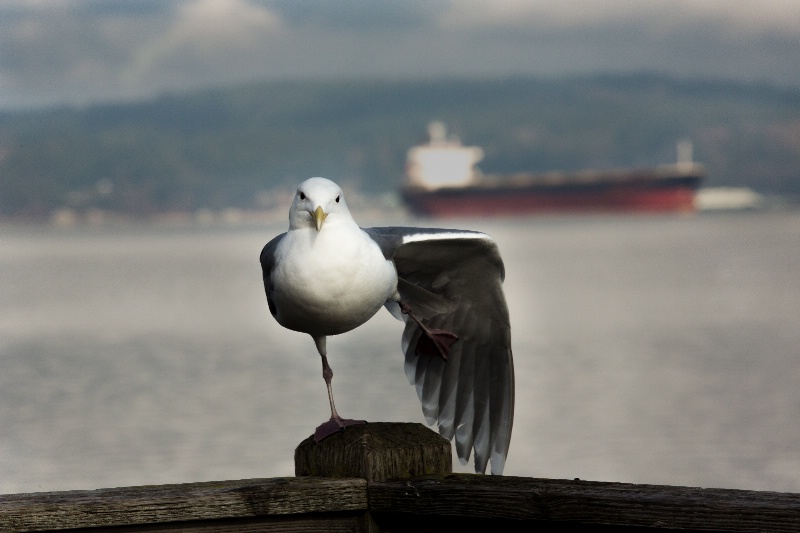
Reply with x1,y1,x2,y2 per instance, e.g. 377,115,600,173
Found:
0,477,367,532
295,422,451,483
369,474,800,532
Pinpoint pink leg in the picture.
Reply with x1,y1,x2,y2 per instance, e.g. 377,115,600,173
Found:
312,336,365,442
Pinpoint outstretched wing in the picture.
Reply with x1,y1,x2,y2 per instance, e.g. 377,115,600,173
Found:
363,227,515,475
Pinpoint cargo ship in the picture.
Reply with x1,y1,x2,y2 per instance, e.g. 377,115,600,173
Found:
402,122,705,217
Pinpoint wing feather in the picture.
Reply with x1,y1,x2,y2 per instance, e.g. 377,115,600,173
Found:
259,233,286,317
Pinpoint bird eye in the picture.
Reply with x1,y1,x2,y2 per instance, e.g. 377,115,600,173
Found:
299,192,306,200
335,195,340,203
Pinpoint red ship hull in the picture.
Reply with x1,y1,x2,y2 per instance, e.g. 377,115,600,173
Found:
402,166,703,217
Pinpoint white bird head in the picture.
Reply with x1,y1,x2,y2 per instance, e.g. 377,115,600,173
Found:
288,177,352,231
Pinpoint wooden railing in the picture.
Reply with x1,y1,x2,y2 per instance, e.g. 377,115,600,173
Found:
2,422,799,532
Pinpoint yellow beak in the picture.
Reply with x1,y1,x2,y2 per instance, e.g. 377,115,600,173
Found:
313,206,328,231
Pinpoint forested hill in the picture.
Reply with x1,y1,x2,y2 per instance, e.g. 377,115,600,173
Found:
2,74,799,218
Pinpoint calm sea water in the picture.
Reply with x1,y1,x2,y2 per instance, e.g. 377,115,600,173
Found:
1,211,799,495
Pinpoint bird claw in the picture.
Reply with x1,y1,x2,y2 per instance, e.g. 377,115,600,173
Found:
313,417,367,442
416,329,458,361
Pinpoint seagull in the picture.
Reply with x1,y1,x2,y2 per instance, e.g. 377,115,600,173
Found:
260,177,514,475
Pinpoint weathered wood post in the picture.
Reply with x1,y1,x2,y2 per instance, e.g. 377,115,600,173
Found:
295,422,452,482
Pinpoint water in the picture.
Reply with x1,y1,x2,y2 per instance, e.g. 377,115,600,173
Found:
1,212,799,495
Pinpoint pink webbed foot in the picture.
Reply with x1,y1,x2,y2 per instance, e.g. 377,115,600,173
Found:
313,417,367,442
399,301,459,361
415,329,458,361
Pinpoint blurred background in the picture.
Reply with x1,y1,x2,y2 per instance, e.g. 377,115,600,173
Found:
1,1,799,495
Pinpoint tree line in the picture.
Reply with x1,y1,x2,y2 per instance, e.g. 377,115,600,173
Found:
1,73,799,218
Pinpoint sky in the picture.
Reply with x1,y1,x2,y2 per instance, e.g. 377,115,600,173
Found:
2,0,800,110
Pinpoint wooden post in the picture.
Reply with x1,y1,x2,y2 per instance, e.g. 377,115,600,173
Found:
295,422,452,482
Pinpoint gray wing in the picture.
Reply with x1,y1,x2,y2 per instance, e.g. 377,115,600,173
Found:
260,232,286,318
363,227,515,475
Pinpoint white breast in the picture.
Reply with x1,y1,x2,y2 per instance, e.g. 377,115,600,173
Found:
271,223,397,336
